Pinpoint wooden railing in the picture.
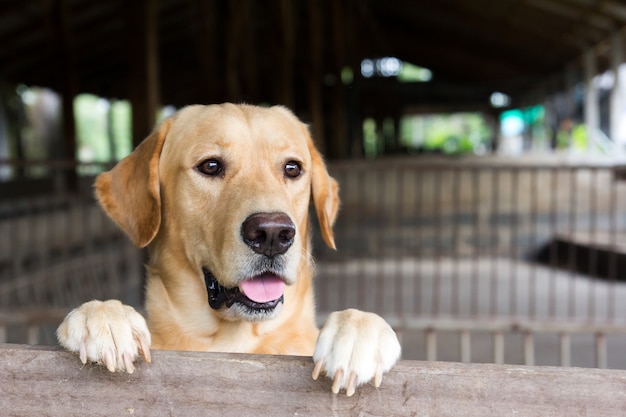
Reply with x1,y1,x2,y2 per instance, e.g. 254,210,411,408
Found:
1,343,625,416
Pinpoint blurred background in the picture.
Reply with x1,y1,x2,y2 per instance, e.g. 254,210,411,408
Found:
2,0,626,369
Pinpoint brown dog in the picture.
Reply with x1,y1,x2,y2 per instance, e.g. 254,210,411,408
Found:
57,104,400,396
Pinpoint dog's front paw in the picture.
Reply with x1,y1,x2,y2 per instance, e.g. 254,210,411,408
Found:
57,299,151,373
312,309,401,396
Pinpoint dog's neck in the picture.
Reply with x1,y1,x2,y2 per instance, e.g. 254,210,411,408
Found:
143,256,318,354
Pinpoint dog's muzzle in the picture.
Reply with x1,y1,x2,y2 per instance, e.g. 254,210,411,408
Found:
203,268,285,312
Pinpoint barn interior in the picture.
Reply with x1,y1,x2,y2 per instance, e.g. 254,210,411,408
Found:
1,0,626,368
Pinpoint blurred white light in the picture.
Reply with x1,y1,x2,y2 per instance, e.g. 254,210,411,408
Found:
20,89,37,105
377,57,402,77
96,98,110,113
490,91,511,108
501,114,524,136
361,59,375,78
161,105,177,119
594,70,614,90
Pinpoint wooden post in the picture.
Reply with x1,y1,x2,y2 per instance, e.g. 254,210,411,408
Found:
51,0,78,190
330,0,348,159
128,0,160,147
241,1,258,103
0,97,8,178
583,49,600,149
2,344,626,416
348,75,364,158
488,111,501,152
307,0,326,154
195,0,220,101
564,63,579,149
564,63,578,118
610,30,625,147
280,0,295,108
226,1,246,102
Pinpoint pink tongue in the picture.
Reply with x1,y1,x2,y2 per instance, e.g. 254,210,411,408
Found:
240,275,285,303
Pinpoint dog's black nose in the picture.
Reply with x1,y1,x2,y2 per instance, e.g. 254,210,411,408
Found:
241,212,296,258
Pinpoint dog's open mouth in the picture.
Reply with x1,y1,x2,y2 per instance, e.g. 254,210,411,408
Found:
203,268,285,312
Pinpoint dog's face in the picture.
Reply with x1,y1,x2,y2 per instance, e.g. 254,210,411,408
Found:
95,104,339,322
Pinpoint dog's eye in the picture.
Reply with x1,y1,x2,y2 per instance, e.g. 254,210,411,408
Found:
284,161,302,178
197,159,223,177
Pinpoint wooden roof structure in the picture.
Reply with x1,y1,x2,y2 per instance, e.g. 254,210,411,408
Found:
1,0,626,157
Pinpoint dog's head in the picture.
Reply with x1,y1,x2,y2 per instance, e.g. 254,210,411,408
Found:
95,104,339,322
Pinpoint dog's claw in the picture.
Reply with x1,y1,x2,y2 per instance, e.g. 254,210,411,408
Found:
104,349,116,372
313,309,401,396
57,300,152,373
374,365,383,388
346,371,357,397
123,352,135,374
137,335,152,364
79,342,87,365
331,368,344,394
312,359,324,380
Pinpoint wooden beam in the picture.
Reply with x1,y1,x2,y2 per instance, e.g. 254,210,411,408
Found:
50,0,78,189
610,30,625,145
241,0,258,103
583,49,600,148
279,0,295,108
307,0,325,154
330,0,348,159
378,1,580,70
193,0,219,100
225,0,247,102
1,343,625,416
128,0,160,147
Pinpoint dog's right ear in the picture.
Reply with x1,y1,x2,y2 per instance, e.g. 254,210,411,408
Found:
95,119,172,248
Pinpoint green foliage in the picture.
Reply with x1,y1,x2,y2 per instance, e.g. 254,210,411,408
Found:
110,100,132,160
74,94,108,162
363,118,379,158
74,94,131,164
397,62,432,83
572,124,588,149
399,113,491,155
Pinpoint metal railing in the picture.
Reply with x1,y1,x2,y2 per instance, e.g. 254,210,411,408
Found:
313,157,626,367
0,161,142,344
2,158,626,368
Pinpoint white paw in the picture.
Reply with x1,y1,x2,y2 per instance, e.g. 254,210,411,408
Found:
312,309,401,396
57,299,151,373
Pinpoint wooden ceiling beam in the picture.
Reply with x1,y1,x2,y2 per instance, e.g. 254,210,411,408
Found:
468,1,591,49
523,0,616,43
378,25,548,82
604,1,626,21
2,0,623,116
429,1,588,50
371,1,582,76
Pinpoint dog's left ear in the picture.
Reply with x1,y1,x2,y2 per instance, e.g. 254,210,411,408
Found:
307,132,340,250
94,118,172,248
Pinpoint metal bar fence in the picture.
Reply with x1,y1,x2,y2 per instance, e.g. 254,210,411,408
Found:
0,161,143,344
313,158,626,368
2,159,626,369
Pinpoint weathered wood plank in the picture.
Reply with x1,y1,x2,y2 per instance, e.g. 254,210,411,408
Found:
1,343,625,417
